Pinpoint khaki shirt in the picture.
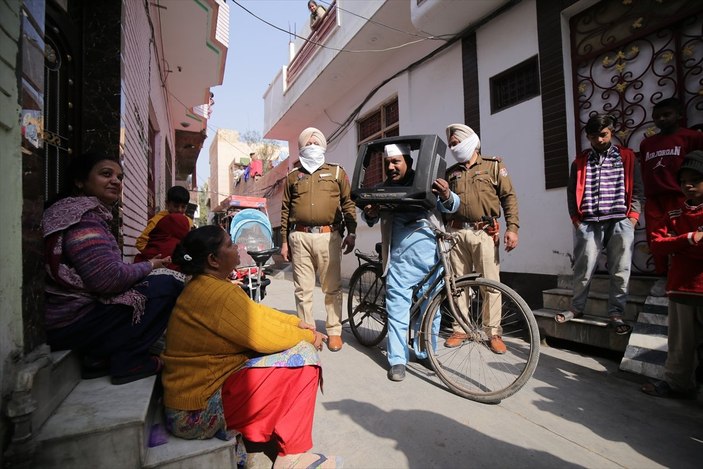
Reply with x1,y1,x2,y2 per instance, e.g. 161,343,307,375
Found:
280,163,357,239
445,155,520,232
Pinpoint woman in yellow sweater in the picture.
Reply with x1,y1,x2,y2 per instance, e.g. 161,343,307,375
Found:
163,225,340,468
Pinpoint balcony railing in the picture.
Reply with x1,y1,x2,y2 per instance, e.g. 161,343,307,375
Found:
286,1,338,87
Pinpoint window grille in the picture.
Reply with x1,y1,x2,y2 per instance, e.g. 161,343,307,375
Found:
490,56,540,114
357,98,400,187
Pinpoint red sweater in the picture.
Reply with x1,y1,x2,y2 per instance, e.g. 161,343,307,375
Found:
567,145,643,224
640,128,703,197
650,202,703,303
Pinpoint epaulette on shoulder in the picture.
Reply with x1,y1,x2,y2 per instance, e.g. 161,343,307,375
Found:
446,162,462,172
482,155,503,162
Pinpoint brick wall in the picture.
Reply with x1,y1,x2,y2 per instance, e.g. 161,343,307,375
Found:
121,0,151,259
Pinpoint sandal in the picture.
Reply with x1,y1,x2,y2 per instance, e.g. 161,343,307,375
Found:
555,310,583,323
641,380,697,399
278,453,344,469
608,316,632,335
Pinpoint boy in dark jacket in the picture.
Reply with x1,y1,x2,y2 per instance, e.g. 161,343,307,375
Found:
642,150,703,398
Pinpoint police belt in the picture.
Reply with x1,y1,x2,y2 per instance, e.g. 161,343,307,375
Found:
293,224,339,234
447,219,489,230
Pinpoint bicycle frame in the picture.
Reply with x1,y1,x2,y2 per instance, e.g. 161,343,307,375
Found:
352,226,480,348
407,229,479,350
348,220,539,402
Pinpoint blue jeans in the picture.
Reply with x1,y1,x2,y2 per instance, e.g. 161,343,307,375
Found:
571,218,635,317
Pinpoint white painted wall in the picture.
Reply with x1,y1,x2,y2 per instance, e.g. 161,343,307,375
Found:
301,43,465,280
476,0,573,275
208,129,252,208
269,0,581,279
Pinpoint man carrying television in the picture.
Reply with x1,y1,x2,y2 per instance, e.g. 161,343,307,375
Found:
443,123,520,354
362,143,459,382
280,127,357,352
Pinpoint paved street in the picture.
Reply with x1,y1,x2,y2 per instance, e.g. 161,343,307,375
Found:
260,271,702,468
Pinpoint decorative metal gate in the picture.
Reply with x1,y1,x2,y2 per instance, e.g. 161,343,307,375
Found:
570,0,703,274
44,3,81,203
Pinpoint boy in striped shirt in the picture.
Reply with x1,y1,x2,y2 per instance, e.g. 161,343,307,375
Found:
556,114,644,335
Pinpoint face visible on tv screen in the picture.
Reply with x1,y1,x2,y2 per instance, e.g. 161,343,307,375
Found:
351,135,447,210
361,149,418,188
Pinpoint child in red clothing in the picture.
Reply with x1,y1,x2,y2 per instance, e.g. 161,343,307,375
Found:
642,150,703,398
134,213,190,270
639,98,703,294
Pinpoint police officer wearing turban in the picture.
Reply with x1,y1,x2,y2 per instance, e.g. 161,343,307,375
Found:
362,143,459,382
443,124,520,354
280,127,357,352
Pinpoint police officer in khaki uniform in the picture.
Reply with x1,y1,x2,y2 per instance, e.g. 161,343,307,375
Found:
281,127,357,352
444,123,520,354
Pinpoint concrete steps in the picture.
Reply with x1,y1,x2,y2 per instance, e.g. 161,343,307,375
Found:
534,308,631,351
541,288,645,321
534,274,657,352
34,374,240,468
143,409,239,469
35,375,156,468
619,296,668,379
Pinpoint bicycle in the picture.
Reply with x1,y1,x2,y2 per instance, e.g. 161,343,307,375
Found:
347,225,540,403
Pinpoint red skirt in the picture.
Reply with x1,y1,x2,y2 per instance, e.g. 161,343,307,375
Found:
222,365,320,456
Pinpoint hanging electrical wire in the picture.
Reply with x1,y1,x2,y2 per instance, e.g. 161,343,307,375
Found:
231,0,444,53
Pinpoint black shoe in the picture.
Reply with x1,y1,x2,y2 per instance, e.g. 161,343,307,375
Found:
387,364,406,382
81,355,109,379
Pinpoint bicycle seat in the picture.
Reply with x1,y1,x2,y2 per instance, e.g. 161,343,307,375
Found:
355,251,380,265
247,247,280,266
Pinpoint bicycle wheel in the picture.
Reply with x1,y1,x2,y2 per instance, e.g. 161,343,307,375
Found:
347,264,388,346
420,276,539,403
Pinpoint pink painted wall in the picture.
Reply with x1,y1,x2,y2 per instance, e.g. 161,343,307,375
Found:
120,0,175,260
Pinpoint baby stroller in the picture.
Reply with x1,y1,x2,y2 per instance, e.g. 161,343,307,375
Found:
229,209,280,302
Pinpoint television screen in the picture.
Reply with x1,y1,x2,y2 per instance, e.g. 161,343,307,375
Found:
350,134,447,210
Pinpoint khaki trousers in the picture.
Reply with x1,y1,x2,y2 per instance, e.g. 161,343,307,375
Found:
289,231,343,335
665,301,703,392
448,227,502,336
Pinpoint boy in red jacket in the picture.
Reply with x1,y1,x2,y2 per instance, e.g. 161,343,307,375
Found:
642,150,703,398
556,114,643,335
639,98,703,295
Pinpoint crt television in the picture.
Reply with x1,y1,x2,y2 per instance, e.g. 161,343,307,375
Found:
350,134,447,210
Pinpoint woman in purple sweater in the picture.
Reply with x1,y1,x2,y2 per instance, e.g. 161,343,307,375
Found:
42,152,182,385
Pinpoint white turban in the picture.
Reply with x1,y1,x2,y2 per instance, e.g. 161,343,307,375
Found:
298,127,327,150
446,123,478,144
446,123,480,164
384,143,411,157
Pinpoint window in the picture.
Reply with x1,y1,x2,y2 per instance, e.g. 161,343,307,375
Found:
357,97,399,143
357,98,399,187
490,56,540,114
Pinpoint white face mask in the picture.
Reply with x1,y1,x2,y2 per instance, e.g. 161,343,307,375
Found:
449,133,480,163
298,145,326,173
